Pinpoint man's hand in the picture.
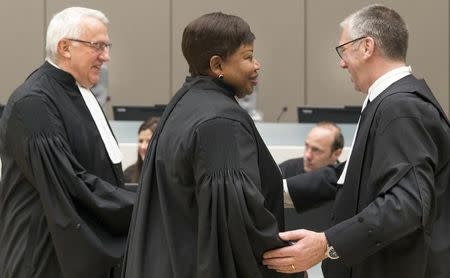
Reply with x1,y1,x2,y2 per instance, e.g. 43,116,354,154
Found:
263,229,328,273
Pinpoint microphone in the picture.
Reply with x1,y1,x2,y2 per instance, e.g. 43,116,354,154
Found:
276,106,288,122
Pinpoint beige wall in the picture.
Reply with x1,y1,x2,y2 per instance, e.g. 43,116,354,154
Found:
1,0,448,121
0,1,45,104
306,0,449,114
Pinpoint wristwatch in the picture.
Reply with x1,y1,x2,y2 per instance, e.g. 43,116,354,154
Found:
325,245,340,260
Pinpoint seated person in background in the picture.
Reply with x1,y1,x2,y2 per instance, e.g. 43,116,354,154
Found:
280,121,343,178
124,117,159,183
281,122,345,212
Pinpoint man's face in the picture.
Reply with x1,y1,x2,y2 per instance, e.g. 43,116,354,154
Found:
337,26,369,93
66,18,110,89
303,126,341,172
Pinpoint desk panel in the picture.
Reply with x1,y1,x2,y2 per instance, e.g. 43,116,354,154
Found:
111,121,357,146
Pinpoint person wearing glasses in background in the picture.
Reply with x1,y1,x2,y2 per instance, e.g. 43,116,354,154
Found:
0,7,135,278
263,4,450,278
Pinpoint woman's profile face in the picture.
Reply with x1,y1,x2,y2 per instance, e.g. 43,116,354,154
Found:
220,43,261,98
138,128,153,160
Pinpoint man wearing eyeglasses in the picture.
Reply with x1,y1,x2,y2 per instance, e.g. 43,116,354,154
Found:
0,7,134,278
263,4,450,278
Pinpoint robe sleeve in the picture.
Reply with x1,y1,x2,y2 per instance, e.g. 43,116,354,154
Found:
193,118,297,278
6,96,134,277
286,163,343,212
325,101,440,266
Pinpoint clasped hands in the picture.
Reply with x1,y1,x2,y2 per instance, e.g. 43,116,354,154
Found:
263,229,328,273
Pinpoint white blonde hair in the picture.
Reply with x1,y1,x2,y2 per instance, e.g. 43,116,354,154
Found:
45,7,108,61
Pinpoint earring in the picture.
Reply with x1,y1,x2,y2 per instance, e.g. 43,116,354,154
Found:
218,74,224,79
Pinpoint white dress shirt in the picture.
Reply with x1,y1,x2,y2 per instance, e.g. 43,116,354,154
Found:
337,65,412,184
78,85,123,164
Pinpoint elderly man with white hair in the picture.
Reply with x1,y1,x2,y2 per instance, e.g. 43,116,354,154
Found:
0,7,134,278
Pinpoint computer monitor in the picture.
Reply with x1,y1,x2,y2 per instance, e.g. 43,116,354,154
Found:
297,106,360,123
113,105,166,121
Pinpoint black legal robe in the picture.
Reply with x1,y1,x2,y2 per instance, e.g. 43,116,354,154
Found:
323,75,450,278
0,62,135,278
122,76,299,278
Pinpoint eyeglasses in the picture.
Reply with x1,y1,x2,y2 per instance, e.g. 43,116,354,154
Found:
67,38,112,52
335,36,366,59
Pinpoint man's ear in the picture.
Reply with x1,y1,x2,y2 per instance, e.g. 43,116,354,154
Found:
362,37,375,59
209,55,223,78
57,39,71,59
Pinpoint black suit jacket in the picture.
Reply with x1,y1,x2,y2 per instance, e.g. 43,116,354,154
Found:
286,163,344,212
279,157,343,231
279,157,343,212
323,75,450,278
279,157,306,177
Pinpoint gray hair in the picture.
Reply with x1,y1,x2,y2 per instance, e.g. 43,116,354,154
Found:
341,4,408,61
45,7,108,61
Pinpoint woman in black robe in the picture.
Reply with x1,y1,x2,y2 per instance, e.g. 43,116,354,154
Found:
122,12,300,278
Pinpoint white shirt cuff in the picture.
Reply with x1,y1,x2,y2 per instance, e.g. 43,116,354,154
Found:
283,179,294,208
